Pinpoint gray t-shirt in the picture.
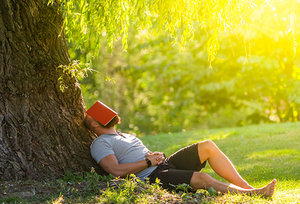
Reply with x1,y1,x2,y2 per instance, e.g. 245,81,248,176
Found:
90,133,157,181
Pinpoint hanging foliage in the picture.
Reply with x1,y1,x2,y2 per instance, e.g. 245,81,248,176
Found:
58,0,258,64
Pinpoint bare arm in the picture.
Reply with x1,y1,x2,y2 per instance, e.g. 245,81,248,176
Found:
99,153,164,178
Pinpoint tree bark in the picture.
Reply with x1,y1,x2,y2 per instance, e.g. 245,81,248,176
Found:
0,0,103,180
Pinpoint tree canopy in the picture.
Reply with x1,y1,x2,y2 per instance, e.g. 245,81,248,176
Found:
56,0,298,66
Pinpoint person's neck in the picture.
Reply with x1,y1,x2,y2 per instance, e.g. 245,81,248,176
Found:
95,127,117,136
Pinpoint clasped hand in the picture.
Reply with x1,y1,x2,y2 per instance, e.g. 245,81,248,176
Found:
146,151,165,166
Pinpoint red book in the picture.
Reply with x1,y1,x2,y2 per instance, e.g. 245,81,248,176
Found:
86,101,118,126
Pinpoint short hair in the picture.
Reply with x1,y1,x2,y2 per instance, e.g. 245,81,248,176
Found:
103,115,121,128
84,114,121,131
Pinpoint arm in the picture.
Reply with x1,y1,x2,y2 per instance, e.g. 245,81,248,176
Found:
99,153,164,178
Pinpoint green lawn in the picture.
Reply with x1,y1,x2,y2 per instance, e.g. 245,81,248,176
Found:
141,122,300,203
1,122,299,203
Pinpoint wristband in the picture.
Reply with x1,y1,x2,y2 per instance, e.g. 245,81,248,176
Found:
145,158,152,167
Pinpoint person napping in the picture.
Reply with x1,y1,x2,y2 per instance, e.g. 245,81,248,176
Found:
84,100,276,197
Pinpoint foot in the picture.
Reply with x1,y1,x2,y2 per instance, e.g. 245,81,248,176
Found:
255,179,276,197
240,183,254,189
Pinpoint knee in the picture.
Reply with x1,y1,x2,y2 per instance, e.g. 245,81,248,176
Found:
197,140,219,162
202,139,215,146
190,172,212,189
199,140,218,154
194,172,210,180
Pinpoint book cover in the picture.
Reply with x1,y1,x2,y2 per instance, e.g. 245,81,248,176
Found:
86,101,118,126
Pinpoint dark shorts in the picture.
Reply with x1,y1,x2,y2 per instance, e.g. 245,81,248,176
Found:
148,143,206,191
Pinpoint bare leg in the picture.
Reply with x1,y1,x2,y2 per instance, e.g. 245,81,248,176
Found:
190,172,276,197
197,140,253,189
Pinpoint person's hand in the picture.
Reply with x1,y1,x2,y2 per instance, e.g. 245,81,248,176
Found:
146,152,165,166
152,152,165,164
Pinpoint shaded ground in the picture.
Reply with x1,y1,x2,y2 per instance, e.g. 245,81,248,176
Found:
0,179,123,200
0,176,212,203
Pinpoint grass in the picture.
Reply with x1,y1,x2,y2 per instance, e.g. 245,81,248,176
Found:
0,122,299,203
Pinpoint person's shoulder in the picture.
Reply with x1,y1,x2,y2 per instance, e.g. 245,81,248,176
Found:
90,135,110,147
90,136,100,147
91,135,104,142
91,136,115,153
121,132,135,137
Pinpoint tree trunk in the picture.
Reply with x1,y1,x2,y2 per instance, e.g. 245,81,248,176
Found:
0,0,103,180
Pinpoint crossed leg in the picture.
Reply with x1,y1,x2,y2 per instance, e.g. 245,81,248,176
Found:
190,140,276,197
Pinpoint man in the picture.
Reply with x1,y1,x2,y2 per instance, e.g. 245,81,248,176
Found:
84,101,276,197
